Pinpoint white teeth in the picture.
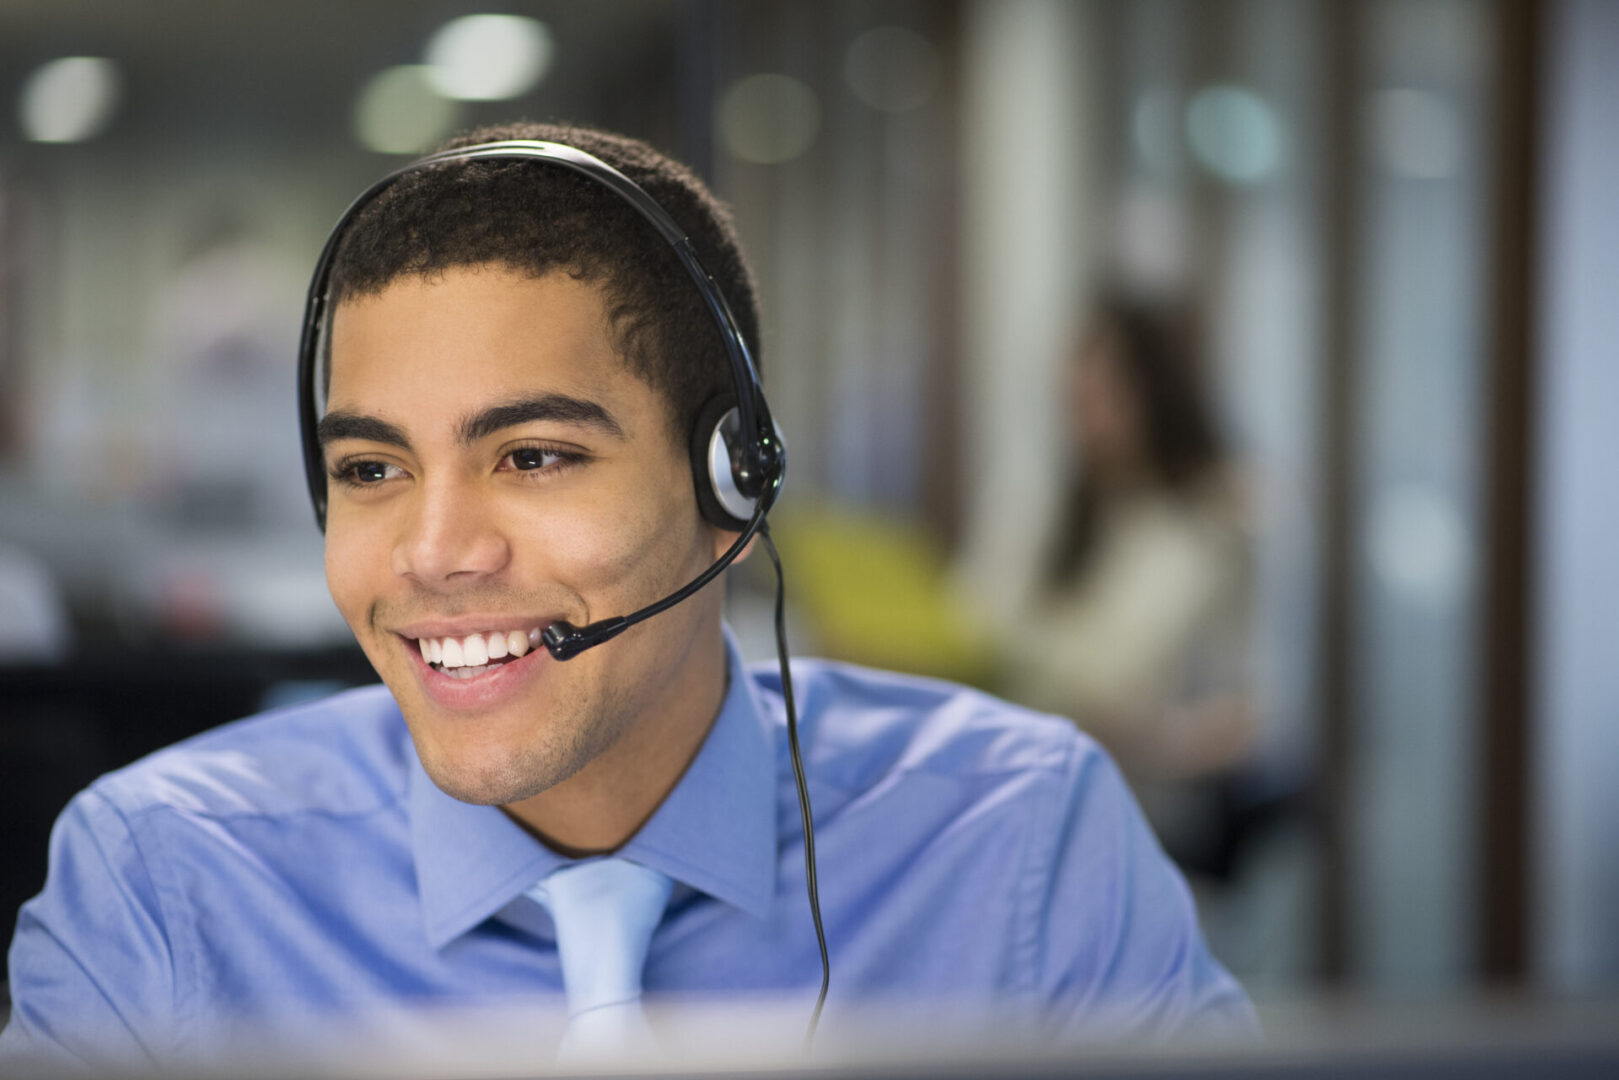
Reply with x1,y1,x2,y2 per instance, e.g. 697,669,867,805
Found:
420,627,541,669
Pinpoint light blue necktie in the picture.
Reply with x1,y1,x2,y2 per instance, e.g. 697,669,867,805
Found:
526,858,673,1061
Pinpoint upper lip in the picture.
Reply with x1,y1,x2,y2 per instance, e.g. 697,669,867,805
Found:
391,615,563,640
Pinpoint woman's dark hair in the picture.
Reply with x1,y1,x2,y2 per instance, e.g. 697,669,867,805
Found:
325,120,760,441
1044,293,1226,588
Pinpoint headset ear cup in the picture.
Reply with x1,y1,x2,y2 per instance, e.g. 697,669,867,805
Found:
689,394,754,532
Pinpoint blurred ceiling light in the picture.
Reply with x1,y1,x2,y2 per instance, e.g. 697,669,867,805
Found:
425,14,553,101
19,56,122,143
1130,88,1180,174
717,74,820,165
1369,88,1461,179
845,26,941,113
1185,85,1283,184
354,65,460,155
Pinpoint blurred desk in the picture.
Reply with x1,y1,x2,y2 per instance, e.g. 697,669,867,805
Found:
4,993,1615,1079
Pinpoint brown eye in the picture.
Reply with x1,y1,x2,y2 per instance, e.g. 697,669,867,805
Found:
508,447,558,471
329,459,406,486
501,445,583,474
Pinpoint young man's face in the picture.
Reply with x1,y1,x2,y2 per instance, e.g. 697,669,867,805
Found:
321,265,728,808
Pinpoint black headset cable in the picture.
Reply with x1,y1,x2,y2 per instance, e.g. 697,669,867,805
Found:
761,524,828,1048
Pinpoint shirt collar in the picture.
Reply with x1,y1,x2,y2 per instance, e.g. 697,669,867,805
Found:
410,628,779,949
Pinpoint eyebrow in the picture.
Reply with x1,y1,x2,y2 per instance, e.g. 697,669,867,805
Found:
316,393,625,453
317,411,410,450
457,394,625,444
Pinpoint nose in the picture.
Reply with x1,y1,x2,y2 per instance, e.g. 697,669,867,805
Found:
391,478,512,585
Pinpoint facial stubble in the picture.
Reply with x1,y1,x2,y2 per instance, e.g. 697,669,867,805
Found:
404,654,642,808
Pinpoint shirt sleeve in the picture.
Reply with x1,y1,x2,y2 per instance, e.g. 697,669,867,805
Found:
0,786,183,1070
1032,737,1258,1043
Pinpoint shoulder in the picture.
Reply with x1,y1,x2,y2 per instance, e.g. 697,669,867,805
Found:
5,689,413,1066
749,656,1100,796
87,684,411,826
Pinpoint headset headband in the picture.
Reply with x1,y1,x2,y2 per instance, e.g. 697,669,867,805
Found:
296,139,784,531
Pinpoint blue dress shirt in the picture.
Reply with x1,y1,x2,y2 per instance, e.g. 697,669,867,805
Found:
1,633,1253,1067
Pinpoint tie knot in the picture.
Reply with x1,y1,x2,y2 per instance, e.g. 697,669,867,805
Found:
527,858,673,1023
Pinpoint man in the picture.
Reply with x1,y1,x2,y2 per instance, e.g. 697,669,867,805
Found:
1,122,1252,1070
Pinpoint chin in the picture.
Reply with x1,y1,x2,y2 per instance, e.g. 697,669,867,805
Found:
417,738,557,806
406,701,600,808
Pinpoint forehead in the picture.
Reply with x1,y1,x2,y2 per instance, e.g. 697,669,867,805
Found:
327,266,657,434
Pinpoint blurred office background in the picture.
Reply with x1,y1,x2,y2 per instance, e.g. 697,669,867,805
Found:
1,0,1616,1031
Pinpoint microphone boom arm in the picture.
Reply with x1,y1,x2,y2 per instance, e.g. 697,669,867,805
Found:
539,472,780,661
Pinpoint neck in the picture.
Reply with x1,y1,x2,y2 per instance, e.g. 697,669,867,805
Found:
502,618,729,857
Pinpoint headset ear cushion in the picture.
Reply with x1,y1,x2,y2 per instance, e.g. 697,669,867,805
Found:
689,394,754,532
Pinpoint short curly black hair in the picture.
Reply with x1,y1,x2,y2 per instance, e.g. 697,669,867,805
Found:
326,120,761,441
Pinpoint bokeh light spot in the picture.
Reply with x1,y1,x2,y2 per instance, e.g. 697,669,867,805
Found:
425,14,553,102
354,65,460,155
1369,483,1474,611
20,57,122,144
1185,85,1284,184
717,74,821,165
845,26,941,113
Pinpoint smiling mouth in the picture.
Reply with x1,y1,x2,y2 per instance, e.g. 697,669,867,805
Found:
413,627,546,679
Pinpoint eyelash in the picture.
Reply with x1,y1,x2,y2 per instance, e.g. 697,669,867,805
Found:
328,459,404,488
326,443,587,489
499,443,587,476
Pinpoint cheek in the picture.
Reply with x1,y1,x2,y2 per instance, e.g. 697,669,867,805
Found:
516,464,701,598
323,510,386,626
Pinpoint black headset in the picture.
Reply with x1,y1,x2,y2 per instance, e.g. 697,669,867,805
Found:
296,139,786,661
295,139,829,1035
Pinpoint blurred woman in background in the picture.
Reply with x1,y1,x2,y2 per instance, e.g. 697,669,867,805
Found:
1007,293,1258,873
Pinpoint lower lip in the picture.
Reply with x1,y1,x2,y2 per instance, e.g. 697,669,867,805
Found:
405,635,553,711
